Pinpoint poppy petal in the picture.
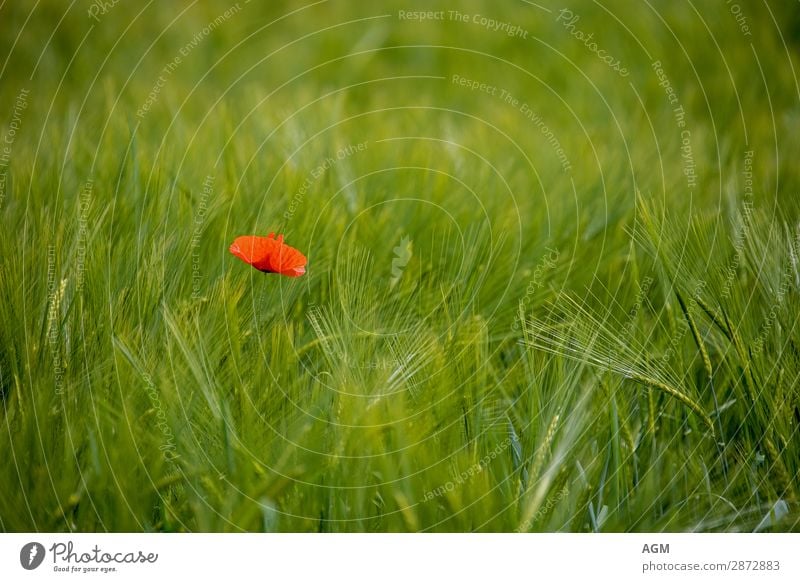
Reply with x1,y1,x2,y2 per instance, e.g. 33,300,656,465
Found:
229,233,307,277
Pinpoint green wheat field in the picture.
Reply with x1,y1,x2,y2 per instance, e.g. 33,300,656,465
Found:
1,0,799,532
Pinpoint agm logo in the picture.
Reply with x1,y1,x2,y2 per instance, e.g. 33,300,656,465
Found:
20,542,46,570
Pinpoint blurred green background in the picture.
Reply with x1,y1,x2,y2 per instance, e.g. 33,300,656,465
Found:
1,0,799,532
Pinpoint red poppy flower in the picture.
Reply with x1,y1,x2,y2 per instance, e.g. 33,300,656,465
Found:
229,232,307,277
